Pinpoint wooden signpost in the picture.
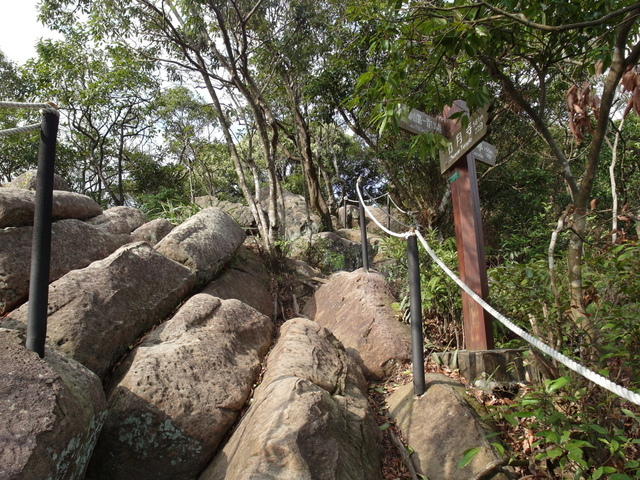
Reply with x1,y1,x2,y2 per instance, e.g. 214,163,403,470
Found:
399,102,495,351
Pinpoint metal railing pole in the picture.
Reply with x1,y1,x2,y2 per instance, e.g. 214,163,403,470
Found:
359,201,369,270
343,196,348,228
407,233,425,395
26,109,59,358
387,195,391,230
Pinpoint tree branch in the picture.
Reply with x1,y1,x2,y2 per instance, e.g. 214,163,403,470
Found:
480,57,579,196
478,1,640,32
578,12,640,210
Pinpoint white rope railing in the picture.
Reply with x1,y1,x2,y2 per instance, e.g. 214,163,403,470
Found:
354,182,416,231
0,101,60,137
356,179,411,239
0,124,42,137
364,191,388,202
355,178,640,406
0,101,59,113
414,229,640,406
387,194,411,215
364,189,411,215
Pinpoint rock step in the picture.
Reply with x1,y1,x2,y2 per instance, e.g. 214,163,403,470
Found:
200,317,383,480
86,296,274,479
387,376,508,480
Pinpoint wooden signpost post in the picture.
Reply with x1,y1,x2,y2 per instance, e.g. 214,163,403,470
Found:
399,102,495,351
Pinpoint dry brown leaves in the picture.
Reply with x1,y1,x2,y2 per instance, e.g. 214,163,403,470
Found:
566,65,640,142
368,360,477,480
620,65,640,118
566,81,600,142
366,363,414,480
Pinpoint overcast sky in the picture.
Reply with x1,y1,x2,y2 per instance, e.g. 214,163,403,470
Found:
0,0,61,65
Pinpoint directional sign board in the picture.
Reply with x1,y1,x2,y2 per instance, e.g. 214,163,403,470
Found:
472,141,497,166
439,104,491,174
397,108,445,136
398,102,496,350
398,105,495,172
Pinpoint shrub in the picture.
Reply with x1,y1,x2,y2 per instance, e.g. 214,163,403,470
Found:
377,230,462,348
487,377,640,479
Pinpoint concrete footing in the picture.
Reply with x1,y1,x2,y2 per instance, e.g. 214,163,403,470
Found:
433,348,533,389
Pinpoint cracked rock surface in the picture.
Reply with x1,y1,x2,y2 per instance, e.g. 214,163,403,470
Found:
200,317,383,480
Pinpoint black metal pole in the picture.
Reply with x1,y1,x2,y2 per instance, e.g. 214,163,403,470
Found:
359,201,369,270
343,196,348,229
26,109,59,358
407,233,425,395
386,195,391,230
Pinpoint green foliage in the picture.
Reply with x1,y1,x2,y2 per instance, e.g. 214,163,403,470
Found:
346,0,640,328
488,377,640,479
155,87,226,201
304,237,348,275
486,240,640,477
156,201,201,225
378,230,461,333
137,187,200,224
490,240,640,372
127,158,185,195
280,169,305,197
0,50,39,182
23,27,162,205
457,447,480,469
583,242,640,384
489,255,566,348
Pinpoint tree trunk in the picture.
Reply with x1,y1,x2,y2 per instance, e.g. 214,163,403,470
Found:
198,64,275,252
483,22,640,344
283,80,333,230
566,20,640,341
116,127,125,206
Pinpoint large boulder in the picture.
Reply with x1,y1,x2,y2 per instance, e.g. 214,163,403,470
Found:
302,268,412,380
336,204,358,229
227,245,272,287
131,218,174,246
0,328,107,480
202,246,272,317
0,219,131,315
202,267,273,317
4,170,70,191
281,190,322,240
1,242,195,379
201,318,382,480
85,295,274,480
195,195,255,228
386,376,508,480
155,207,246,289
259,188,322,241
0,189,102,228
87,206,148,234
